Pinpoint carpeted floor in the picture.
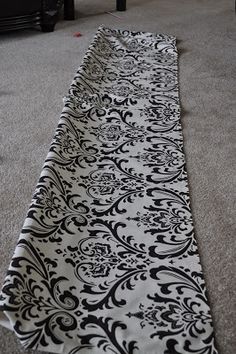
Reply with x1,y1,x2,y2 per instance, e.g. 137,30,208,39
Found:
0,0,235,353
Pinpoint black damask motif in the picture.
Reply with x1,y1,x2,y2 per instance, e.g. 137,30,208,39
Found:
21,165,89,242
127,265,212,338
1,239,81,349
79,157,147,216
48,118,99,169
0,26,217,354
79,315,138,354
60,219,149,311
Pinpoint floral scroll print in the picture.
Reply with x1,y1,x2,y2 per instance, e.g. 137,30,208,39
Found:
0,26,217,354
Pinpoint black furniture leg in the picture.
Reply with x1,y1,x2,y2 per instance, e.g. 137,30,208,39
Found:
41,10,57,32
116,0,126,11
41,0,58,32
41,22,55,32
64,0,75,20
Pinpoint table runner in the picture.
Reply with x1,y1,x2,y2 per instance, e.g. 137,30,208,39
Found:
0,26,217,354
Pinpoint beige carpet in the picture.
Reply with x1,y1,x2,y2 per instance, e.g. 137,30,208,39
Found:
0,0,235,353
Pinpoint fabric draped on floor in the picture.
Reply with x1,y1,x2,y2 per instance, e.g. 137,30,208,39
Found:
0,26,218,354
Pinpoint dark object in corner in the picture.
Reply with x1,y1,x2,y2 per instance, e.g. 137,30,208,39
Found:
116,0,126,11
0,0,127,33
0,0,60,32
0,0,63,33
64,0,75,20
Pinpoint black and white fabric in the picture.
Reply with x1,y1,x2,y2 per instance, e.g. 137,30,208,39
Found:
0,26,218,354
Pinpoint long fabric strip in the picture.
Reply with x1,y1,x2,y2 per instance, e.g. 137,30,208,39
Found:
0,26,218,354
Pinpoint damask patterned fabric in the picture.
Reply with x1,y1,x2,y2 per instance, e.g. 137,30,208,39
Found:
0,26,218,354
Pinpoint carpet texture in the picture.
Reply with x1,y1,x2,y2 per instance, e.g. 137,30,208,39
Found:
0,1,235,354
